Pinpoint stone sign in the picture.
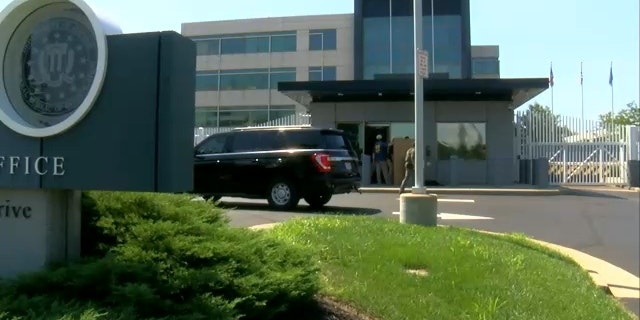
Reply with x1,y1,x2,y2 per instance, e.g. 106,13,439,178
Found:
0,0,196,278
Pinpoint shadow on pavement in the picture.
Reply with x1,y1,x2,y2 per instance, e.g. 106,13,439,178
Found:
559,187,633,200
216,201,381,216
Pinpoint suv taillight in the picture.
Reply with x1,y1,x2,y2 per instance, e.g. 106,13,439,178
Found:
311,153,331,173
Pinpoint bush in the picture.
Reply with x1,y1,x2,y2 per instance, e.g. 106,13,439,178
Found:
0,192,319,320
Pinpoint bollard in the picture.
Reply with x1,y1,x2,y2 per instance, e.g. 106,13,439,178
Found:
399,193,438,227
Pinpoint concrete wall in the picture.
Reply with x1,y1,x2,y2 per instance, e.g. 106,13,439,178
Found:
309,100,515,186
183,14,354,115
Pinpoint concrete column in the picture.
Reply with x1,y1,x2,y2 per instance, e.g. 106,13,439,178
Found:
534,158,550,188
0,189,81,278
361,154,371,186
399,193,438,227
449,155,462,186
628,160,640,187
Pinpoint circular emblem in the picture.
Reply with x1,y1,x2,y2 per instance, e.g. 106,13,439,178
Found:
0,0,110,138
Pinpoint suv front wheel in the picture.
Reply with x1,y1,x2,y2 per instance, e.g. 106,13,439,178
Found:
267,178,300,211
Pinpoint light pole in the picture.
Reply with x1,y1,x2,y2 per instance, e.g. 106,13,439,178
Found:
413,0,426,193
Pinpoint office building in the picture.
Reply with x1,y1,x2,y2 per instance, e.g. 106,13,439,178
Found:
182,0,547,186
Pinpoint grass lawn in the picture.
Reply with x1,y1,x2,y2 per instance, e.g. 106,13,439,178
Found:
268,216,635,320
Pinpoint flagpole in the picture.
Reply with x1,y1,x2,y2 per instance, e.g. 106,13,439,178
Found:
581,61,584,120
550,62,554,113
610,61,614,126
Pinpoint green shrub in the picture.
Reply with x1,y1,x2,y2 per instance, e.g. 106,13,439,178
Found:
0,192,319,320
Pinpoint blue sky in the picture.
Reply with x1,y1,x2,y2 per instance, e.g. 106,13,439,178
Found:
1,0,637,120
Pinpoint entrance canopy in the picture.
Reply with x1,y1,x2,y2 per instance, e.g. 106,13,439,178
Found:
278,78,548,109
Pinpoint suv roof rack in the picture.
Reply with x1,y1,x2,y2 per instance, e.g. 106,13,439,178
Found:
232,125,313,131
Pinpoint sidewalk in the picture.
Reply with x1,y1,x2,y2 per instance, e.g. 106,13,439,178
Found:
359,184,564,196
359,184,640,196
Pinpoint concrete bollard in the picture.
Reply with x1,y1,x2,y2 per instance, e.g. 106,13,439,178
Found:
399,193,438,227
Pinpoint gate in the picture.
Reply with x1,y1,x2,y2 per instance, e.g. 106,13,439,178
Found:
515,110,633,185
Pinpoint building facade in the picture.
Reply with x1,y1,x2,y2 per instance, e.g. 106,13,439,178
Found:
181,7,501,130
182,14,354,128
183,0,546,186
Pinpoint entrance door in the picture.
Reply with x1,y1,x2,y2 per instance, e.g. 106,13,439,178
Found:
364,124,390,184
337,123,363,158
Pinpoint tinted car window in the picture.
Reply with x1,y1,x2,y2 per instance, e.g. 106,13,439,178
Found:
280,131,322,149
323,133,349,150
196,134,229,154
230,131,280,152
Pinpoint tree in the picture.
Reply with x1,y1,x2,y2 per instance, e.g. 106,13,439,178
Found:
599,101,640,127
515,102,573,143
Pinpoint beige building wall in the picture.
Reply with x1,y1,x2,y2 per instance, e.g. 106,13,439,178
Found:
182,14,354,122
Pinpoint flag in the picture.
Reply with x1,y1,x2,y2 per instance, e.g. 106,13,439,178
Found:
608,63,613,86
580,62,583,86
549,63,554,87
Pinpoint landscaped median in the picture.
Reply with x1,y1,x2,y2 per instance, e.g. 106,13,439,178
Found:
264,216,636,320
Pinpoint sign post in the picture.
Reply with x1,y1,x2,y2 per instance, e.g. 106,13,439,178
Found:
413,0,428,193
399,0,438,228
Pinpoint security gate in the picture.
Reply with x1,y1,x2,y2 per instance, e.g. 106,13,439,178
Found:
515,110,634,186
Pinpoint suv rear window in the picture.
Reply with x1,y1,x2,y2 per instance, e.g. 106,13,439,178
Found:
227,129,356,154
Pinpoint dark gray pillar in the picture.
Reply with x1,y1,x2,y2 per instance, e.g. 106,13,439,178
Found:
533,158,550,188
361,154,371,186
628,160,640,187
450,156,462,186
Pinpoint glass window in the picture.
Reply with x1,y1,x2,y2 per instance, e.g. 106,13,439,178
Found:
195,107,218,127
196,39,219,56
269,69,296,88
196,133,230,154
218,106,268,127
309,29,337,50
363,17,391,79
323,66,337,80
220,36,269,54
196,74,219,91
219,72,269,90
472,58,500,76
363,0,390,18
308,66,337,81
269,106,295,120
271,34,297,52
436,123,487,160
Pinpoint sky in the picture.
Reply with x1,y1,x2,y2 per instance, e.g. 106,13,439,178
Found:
1,0,638,121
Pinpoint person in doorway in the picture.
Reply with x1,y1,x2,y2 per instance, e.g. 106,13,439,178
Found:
372,134,390,184
399,142,416,194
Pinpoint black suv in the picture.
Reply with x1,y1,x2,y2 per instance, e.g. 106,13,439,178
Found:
193,126,361,210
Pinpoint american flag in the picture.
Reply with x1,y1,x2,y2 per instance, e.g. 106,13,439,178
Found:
549,63,554,87
580,62,583,86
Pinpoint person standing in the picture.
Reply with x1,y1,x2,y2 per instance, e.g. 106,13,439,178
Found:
399,143,416,194
372,134,389,184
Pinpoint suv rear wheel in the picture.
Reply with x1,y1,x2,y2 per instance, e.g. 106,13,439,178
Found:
304,193,332,209
267,178,300,211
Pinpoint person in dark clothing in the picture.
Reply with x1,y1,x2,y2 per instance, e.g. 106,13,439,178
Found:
372,134,389,184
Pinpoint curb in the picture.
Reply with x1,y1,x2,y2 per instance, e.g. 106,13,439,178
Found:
358,187,565,196
248,222,639,304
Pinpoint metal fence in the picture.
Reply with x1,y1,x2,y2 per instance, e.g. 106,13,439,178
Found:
515,110,637,185
194,113,311,145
